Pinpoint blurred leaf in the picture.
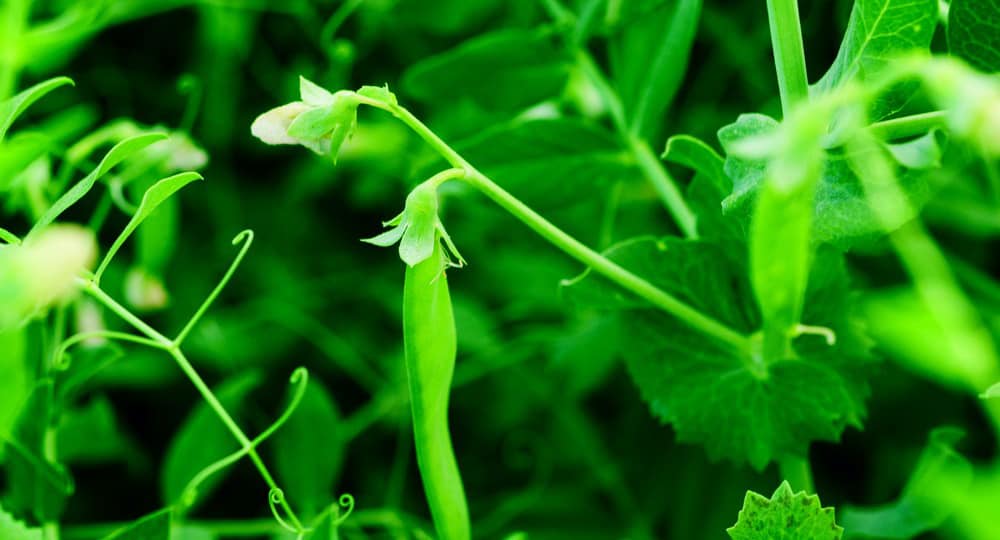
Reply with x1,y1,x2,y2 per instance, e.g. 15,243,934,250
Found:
813,0,938,117
947,0,1000,72
402,28,570,112
0,77,74,143
454,118,633,210
273,380,344,519
4,382,74,523
100,508,171,540
57,395,132,465
884,130,945,170
718,113,935,247
842,427,971,539
562,238,869,469
0,503,42,540
727,481,843,539
0,329,28,441
161,373,261,507
28,132,168,237
983,382,1000,399
608,0,702,137
863,287,996,391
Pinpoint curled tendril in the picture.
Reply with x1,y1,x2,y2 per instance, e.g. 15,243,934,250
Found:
173,229,254,346
269,488,300,533
179,366,309,509
334,493,356,525
53,331,165,370
177,73,203,133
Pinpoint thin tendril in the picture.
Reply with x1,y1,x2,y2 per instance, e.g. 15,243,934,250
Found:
173,229,254,347
269,488,300,533
334,493,356,525
54,331,167,370
180,367,309,508
177,74,203,133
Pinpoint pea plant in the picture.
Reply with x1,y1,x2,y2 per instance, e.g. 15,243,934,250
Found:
2,0,1000,539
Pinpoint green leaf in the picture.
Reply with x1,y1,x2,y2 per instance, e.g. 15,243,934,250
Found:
814,0,938,117
884,130,945,170
28,132,168,238
726,481,843,540
3,382,74,523
100,508,172,540
662,134,727,193
57,396,132,465
841,427,971,539
95,171,203,281
983,382,1000,399
161,373,261,507
562,238,870,468
0,329,28,441
0,77,74,143
608,0,702,137
947,0,1000,72
402,28,570,112
454,118,633,210
0,503,42,540
273,380,344,518
357,84,398,106
718,114,935,247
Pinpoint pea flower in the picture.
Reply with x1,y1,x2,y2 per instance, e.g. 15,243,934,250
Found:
362,180,465,268
251,76,359,160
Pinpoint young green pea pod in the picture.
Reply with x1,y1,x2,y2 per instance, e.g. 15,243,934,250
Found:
403,241,471,540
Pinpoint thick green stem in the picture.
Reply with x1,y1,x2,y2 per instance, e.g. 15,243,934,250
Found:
778,455,814,492
77,279,304,531
355,98,749,353
765,0,810,115
869,111,947,141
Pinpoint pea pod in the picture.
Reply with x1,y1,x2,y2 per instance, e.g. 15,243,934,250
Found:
403,241,470,540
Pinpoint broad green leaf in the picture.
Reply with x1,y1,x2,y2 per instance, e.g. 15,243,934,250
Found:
4,382,74,522
727,481,843,540
608,0,702,137
273,380,344,518
0,504,42,540
0,329,28,440
28,132,168,238
57,396,132,465
402,28,571,112
0,77,74,143
454,118,633,210
95,171,203,281
814,0,938,117
161,373,261,507
562,238,870,468
100,508,172,540
947,0,1000,72
841,427,971,539
718,114,935,247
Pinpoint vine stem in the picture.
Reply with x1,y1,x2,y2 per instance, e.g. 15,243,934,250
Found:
74,278,304,531
778,455,814,492
355,96,750,353
765,0,810,115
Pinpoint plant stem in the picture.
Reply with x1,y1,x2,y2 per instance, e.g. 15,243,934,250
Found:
778,455,814,492
765,0,810,116
356,98,749,352
0,0,28,100
76,278,304,531
869,111,947,141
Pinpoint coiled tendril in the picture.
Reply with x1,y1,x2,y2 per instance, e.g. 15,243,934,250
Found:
180,367,309,510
